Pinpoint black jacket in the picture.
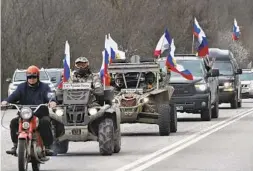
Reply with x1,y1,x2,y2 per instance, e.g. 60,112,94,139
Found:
5,82,56,105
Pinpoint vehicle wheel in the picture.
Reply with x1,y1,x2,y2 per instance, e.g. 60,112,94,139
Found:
18,140,28,171
201,95,211,121
56,140,69,154
157,103,171,136
211,97,219,118
238,101,242,108
231,93,238,109
114,127,121,153
170,104,177,133
98,118,114,155
31,158,40,171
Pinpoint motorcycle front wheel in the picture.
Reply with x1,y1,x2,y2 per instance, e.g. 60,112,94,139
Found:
18,139,29,171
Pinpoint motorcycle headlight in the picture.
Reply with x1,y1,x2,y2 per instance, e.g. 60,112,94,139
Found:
20,107,33,120
55,109,64,116
88,108,98,115
195,84,207,91
224,82,232,88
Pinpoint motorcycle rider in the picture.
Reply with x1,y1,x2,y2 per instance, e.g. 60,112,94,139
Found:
72,57,104,96
1,65,56,160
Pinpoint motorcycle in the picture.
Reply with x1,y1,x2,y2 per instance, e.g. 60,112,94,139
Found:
2,103,51,171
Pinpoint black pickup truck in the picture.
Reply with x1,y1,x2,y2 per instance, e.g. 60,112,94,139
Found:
165,55,220,121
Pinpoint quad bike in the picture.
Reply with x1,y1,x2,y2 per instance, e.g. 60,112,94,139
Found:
108,57,177,136
2,103,51,171
53,80,121,155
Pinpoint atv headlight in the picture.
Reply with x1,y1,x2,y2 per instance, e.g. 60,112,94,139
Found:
88,108,98,115
112,98,119,104
224,82,232,88
195,84,207,91
139,97,149,103
143,97,149,103
55,109,64,116
20,107,33,120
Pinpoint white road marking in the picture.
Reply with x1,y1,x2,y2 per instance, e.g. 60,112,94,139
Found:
115,108,253,171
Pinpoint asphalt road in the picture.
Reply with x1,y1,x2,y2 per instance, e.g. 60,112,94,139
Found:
1,100,253,171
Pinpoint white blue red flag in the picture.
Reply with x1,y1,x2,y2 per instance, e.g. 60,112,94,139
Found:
154,29,171,57
166,39,193,80
232,18,240,40
63,41,70,82
193,18,209,57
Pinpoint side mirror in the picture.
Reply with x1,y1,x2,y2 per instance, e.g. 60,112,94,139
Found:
236,69,242,74
51,77,57,82
207,69,219,77
6,78,12,83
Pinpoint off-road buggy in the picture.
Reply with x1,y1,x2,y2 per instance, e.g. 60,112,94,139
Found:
108,57,177,136
53,79,121,156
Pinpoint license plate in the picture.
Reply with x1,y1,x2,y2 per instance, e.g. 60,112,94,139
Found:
176,106,183,110
71,129,81,135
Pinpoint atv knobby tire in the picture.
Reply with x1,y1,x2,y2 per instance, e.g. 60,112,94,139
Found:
170,104,178,133
113,127,121,153
98,118,114,155
157,103,171,136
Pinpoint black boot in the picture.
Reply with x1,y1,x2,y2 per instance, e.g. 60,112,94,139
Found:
6,143,17,156
45,146,54,156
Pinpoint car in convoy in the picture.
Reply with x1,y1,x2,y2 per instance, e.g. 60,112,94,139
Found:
159,54,220,121
239,69,253,98
6,68,56,96
45,68,63,88
209,48,242,108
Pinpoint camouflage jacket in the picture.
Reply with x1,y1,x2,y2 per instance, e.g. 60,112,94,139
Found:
72,71,103,89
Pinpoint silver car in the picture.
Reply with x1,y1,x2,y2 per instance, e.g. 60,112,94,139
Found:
240,69,253,98
6,68,56,96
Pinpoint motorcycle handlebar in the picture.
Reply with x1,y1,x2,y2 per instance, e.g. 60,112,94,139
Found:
2,103,49,113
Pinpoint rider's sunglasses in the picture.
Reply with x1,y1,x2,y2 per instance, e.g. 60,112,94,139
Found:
27,75,38,79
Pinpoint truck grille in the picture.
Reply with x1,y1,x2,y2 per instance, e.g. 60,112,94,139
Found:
171,83,195,96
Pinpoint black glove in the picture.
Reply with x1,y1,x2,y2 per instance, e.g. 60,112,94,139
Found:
93,87,104,96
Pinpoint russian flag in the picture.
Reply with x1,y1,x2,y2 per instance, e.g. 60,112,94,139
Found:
166,39,193,80
193,18,209,57
107,34,118,62
232,18,240,40
63,41,71,82
154,29,172,57
99,49,110,86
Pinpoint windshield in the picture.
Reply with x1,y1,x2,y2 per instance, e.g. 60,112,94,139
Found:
213,61,233,75
170,60,204,78
46,71,62,83
240,72,253,81
14,71,49,82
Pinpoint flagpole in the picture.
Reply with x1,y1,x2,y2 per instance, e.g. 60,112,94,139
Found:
192,34,195,54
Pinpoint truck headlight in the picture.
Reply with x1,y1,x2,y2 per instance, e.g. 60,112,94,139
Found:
88,108,98,115
195,84,207,91
250,82,253,88
224,82,232,88
55,109,64,116
20,107,33,120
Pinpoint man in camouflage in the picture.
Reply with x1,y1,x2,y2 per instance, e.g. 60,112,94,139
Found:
72,57,104,96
